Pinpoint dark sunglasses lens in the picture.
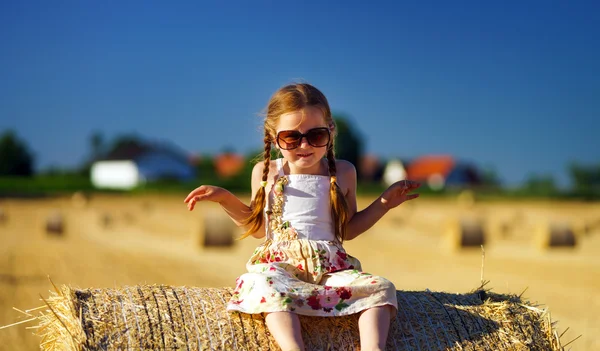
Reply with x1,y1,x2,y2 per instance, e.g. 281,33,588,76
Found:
307,129,329,147
277,131,302,150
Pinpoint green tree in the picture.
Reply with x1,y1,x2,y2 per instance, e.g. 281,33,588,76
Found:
107,134,148,154
0,130,35,176
480,165,503,189
569,162,600,196
523,174,557,196
333,114,363,175
195,154,217,181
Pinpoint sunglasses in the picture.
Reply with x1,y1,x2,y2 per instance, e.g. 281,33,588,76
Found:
276,127,331,150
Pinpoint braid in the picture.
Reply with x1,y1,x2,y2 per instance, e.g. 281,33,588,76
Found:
327,147,349,242
261,134,272,181
240,133,272,239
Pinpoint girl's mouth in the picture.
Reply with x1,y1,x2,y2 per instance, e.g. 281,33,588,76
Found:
297,153,313,158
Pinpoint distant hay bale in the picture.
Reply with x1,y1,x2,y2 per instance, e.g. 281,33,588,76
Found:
485,219,511,241
31,285,565,351
495,220,512,239
100,213,113,229
142,201,154,213
71,191,89,209
589,218,600,236
456,190,476,209
195,210,235,247
535,222,577,249
45,211,65,236
572,219,593,237
446,218,486,250
0,207,7,225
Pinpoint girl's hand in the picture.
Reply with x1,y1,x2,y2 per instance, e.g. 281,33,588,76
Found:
184,185,228,211
380,180,421,210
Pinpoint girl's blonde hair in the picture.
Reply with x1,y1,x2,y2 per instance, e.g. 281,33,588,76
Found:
240,83,349,242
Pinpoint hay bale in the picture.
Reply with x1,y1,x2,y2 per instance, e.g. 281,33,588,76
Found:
456,190,476,209
494,220,512,239
100,213,113,229
535,222,577,249
573,219,593,237
0,207,7,225
45,211,65,236
31,285,564,351
142,201,154,213
446,217,486,250
195,210,236,247
71,191,90,209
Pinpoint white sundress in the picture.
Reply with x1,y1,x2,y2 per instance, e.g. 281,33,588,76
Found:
226,159,398,317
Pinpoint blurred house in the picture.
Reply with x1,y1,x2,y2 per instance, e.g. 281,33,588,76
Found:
406,155,481,190
91,142,195,190
214,152,245,178
382,158,408,186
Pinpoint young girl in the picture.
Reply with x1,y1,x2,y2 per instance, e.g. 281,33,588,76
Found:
184,83,420,351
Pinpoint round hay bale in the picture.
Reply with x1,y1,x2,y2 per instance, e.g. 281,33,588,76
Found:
572,220,590,237
446,217,486,250
141,201,154,213
483,220,506,243
100,213,113,229
494,220,512,239
199,211,236,247
590,218,600,236
31,284,565,351
71,191,89,209
0,207,7,225
456,189,476,209
45,211,65,236
535,222,577,249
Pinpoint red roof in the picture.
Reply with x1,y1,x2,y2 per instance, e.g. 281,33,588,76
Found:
214,153,245,177
406,155,455,180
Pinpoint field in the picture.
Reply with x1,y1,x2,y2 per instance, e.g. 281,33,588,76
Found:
0,194,599,350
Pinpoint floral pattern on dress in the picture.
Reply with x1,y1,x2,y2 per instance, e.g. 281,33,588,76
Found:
227,172,398,317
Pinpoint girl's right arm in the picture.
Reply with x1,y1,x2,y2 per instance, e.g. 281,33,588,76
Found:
183,162,266,239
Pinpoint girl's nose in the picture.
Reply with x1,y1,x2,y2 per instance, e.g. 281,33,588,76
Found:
299,136,310,148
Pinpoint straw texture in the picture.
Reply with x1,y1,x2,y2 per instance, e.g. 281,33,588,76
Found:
34,284,564,351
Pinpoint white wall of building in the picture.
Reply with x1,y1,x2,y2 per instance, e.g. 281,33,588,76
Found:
91,160,142,190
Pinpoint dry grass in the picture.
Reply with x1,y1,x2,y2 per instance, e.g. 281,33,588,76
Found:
1,195,599,350
28,283,563,350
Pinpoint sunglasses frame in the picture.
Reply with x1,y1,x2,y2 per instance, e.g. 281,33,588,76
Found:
276,127,331,150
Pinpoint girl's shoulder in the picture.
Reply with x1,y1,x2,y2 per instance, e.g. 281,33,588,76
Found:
334,159,357,177
251,159,280,179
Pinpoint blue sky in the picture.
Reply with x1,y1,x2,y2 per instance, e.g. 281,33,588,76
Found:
1,1,598,187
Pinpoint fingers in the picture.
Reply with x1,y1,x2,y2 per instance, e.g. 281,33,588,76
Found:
184,186,207,203
185,186,210,212
402,180,421,189
406,194,419,200
187,194,208,211
397,180,420,196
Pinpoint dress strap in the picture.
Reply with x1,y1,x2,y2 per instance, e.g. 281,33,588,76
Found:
276,158,285,177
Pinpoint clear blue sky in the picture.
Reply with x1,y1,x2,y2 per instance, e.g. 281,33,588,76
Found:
1,1,598,187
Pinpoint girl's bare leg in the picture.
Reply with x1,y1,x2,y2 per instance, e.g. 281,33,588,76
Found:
264,311,305,351
358,305,392,351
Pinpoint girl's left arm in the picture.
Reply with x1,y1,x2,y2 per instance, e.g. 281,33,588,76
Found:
343,163,420,241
